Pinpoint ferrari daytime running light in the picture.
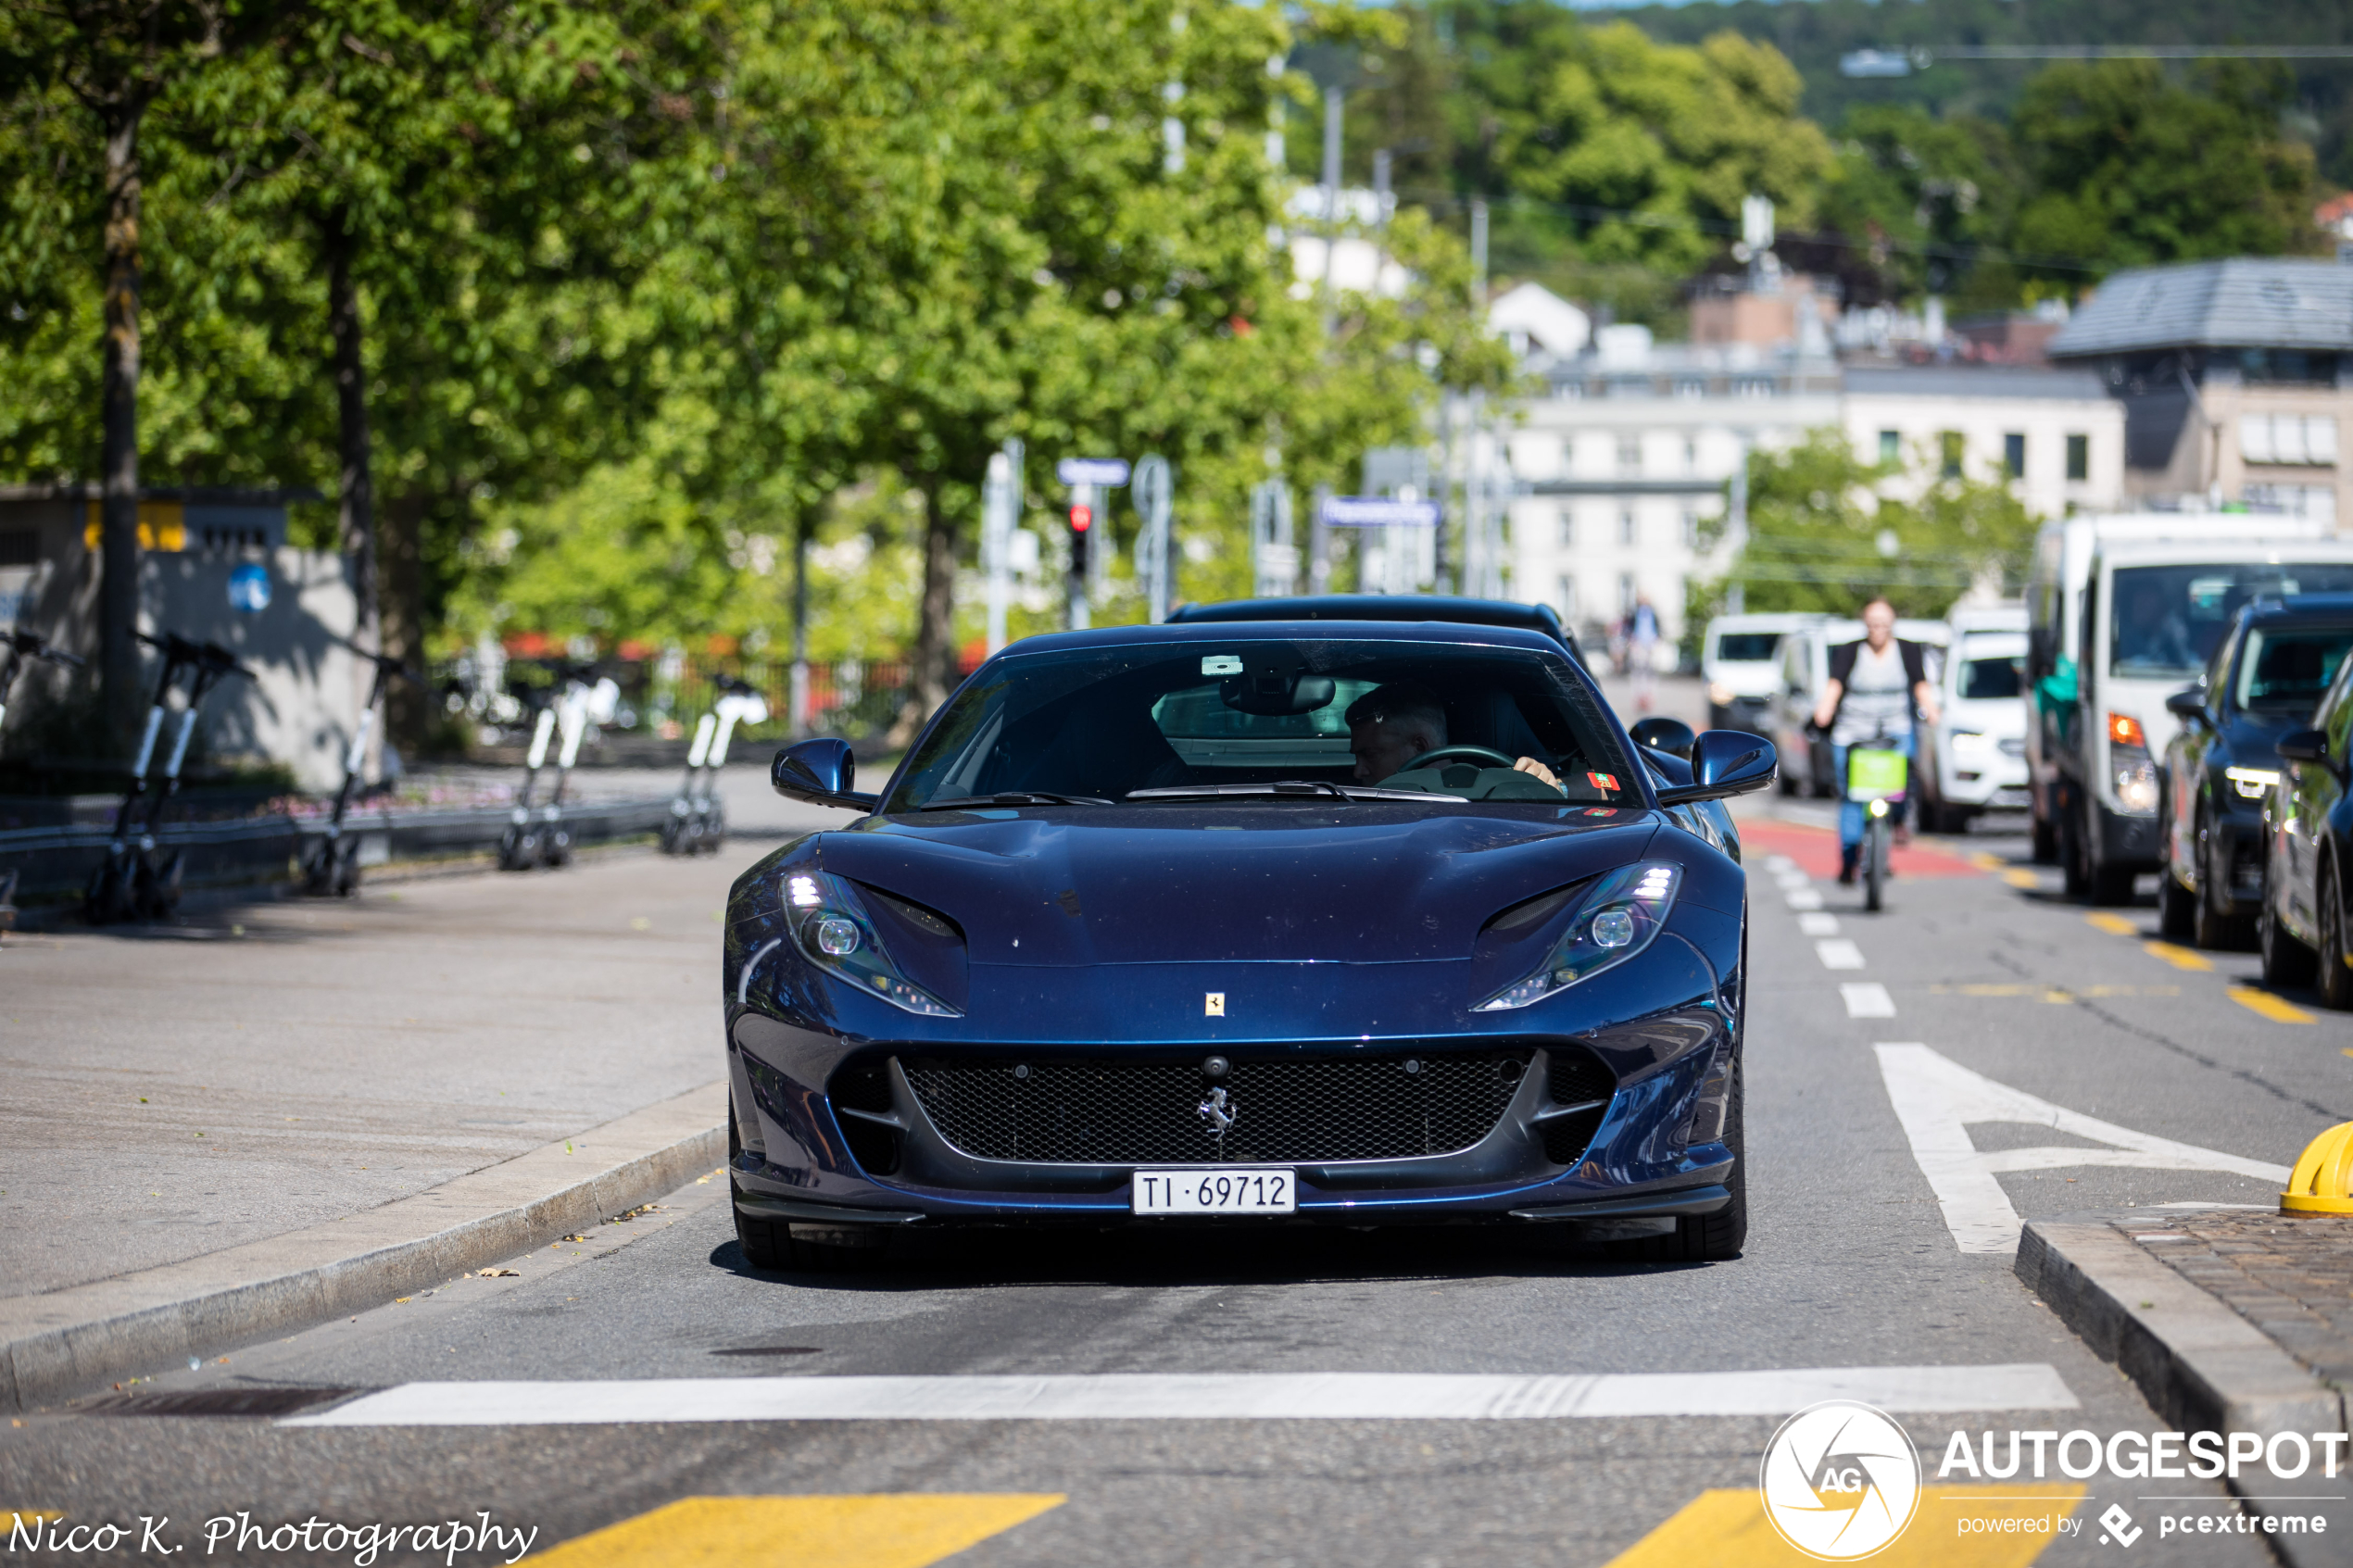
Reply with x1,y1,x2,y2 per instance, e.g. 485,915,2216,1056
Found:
1476,862,1681,1012
782,869,960,1017
2228,766,2281,798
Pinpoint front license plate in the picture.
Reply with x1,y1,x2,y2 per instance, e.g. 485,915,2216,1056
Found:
1131,1169,1296,1215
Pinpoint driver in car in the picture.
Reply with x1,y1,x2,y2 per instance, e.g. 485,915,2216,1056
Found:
1345,683,1567,794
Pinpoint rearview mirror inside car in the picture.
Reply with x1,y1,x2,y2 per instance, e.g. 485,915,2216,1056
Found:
772,736,879,809
1656,731,1778,804
2277,728,2333,767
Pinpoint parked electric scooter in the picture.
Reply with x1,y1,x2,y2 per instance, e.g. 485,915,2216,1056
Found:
0,630,85,936
299,648,420,897
497,679,561,872
87,633,251,923
661,675,766,856
535,665,621,868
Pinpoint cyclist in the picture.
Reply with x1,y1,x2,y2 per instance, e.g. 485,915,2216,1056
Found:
1811,596,1940,885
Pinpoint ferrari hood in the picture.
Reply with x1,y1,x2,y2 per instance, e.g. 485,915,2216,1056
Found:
807,805,1664,966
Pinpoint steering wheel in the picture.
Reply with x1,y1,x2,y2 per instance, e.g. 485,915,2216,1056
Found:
1401,745,1516,771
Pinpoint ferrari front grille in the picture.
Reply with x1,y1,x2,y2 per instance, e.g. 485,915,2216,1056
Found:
900,1049,1540,1165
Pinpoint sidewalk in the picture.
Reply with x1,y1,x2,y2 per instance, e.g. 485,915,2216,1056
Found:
0,814,843,1407
2018,1208,2353,1565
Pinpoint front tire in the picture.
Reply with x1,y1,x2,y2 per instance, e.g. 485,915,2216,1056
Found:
2320,863,2353,1010
2158,863,2196,940
2261,882,2318,988
1625,1069,1745,1263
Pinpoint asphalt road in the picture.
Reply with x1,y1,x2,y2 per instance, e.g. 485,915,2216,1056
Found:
6,800,2343,1567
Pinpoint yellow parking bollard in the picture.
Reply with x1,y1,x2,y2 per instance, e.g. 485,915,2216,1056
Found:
2282,1123,2353,1214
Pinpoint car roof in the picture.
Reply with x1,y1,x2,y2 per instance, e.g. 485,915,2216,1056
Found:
1167,596,1579,659
2238,592,2353,626
2095,538,2353,568
995,616,1574,661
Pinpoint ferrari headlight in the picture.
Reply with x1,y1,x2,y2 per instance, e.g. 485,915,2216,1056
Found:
783,870,958,1016
2227,766,2280,800
1475,862,1681,1011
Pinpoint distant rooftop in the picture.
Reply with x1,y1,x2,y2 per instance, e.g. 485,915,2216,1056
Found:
2048,259,2353,358
1843,364,2110,400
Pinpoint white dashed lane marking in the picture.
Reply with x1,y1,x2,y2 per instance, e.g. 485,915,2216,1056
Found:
1815,939,1866,971
1797,912,1840,935
1784,888,1825,910
1840,983,1896,1018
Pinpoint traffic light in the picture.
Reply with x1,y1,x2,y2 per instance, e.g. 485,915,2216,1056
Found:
1068,502,1091,576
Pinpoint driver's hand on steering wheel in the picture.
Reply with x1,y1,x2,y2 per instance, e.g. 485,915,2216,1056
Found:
1512,757,1562,789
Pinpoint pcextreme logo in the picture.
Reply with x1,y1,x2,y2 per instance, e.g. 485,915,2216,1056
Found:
1759,1400,1924,1561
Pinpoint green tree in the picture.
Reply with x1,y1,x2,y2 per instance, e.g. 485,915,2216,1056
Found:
2008,59,2324,286
1821,104,2024,307
1695,429,2034,628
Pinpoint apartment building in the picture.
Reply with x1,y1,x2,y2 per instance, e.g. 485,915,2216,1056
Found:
1841,365,2126,517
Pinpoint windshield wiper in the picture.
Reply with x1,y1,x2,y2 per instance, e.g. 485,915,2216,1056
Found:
919,791,1112,810
1124,781,1441,803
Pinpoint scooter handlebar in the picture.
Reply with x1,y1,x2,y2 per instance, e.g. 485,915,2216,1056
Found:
6,630,83,667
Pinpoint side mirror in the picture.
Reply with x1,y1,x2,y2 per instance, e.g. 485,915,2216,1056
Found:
2164,685,2208,721
2277,728,2332,767
1629,716,1697,759
1657,731,1777,804
772,737,879,810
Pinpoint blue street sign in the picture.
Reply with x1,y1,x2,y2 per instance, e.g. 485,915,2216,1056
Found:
228,561,272,613
1056,458,1131,487
1319,495,1441,528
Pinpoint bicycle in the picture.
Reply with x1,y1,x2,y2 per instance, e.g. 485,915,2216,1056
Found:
1845,721,1910,914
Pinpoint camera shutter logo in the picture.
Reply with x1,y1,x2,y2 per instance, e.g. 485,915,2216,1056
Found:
1757,1399,1921,1560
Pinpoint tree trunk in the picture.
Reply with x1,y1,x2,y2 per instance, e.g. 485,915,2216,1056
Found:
324,210,375,648
378,490,428,747
887,482,956,748
97,103,144,746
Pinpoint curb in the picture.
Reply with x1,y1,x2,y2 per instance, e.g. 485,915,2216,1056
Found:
0,1081,727,1412
2016,1216,2349,1566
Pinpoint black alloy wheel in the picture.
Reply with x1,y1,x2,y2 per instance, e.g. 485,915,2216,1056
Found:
727,1105,856,1274
2321,862,2353,1011
2260,879,2319,988
2192,804,2252,951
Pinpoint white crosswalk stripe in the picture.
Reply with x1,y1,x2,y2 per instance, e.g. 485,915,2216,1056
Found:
285,1364,2080,1426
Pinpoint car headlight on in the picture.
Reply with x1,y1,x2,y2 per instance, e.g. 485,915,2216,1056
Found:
2226,766,2281,800
784,871,959,1016
1475,862,1681,1012
2110,747,2159,815
1706,682,1735,707
1948,730,1996,755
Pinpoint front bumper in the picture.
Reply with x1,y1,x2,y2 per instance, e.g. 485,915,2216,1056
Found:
725,1009,1737,1227
1936,744,2029,809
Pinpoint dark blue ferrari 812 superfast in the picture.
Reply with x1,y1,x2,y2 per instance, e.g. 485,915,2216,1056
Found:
722,606,1773,1270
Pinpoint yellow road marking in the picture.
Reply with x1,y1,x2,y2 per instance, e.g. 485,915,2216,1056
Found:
2002,870,2041,889
1606,1486,2085,1567
1970,851,2005,871
2232,987,2316,1024
6,1512,66,1529
527,1495,1064,1568
2143,940,2214,972
2083,912,2137,936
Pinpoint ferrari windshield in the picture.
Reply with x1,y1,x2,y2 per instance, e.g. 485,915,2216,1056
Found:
883,638,1637,812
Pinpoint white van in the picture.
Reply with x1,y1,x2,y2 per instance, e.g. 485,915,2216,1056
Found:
1768,615,1949,797
2052,535,2353,902
1917,604,2028,832
1702,612,1813,734
2024,511,2334,864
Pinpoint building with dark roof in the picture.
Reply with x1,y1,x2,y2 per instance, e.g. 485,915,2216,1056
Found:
2048,259,2353,525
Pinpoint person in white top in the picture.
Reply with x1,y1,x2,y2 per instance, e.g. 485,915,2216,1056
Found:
1810,596,1942,884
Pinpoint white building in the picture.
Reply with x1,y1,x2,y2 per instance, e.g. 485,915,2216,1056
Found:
1840,366,2127,518
1501,315,1840,652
